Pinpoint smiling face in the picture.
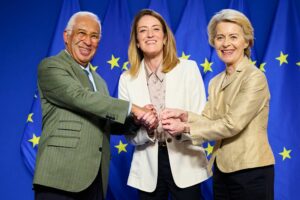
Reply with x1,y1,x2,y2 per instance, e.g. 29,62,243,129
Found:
64,15,100,67
136,15,166,59
214,21,249,68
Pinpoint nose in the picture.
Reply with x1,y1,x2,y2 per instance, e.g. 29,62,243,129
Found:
147,29,153,37
82,35,92,46
222,37,230,47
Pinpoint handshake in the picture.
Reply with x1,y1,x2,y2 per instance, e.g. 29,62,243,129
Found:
131,105,189,136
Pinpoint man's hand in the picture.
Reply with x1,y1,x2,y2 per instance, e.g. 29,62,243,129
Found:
131,104,159,131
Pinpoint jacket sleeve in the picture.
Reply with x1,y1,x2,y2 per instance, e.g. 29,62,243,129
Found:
118,72,155,145
188,71,270,144
179,60,207,141
38,58,129,124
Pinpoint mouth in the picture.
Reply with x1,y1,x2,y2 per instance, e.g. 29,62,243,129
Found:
145,40,157,45
221,49,234,56
79,47,92,56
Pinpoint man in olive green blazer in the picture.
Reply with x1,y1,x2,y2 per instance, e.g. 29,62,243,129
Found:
33,12,157,200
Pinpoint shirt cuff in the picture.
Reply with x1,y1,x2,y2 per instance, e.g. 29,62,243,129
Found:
128,102,132,116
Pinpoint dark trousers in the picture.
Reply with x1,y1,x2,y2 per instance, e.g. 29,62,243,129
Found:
213,163,274,200
139,146,202,200
34,168,103,200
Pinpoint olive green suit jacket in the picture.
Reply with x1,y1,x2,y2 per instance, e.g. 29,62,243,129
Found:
33,50,131,195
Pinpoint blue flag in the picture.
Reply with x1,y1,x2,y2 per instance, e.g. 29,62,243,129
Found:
93,0,131,97
174,1,214,199
228,0,258,63
20,0,81,175
91,0,137,199
175,0,211,82
148,0,172,30
262,0,300,199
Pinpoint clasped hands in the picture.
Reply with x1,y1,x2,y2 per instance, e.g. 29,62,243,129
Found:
132,105,188,136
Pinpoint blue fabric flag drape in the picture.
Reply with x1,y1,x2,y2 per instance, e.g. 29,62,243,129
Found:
21,1,300,199
228,0,258,63
174,1,213,199
93,0,131,98
91,0,137,199
148,0,172,30
20,0,81,175
175,0,211,86
262,0,300,199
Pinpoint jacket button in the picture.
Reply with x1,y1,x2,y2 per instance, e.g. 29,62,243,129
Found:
99,147,102,152
167,138,172,143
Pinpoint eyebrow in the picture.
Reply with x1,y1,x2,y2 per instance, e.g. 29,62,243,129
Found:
215,33,239,36
137,24,162,29
76,28,99,34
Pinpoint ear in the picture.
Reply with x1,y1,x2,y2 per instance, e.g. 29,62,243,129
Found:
63,30,68,44
244,39,249,49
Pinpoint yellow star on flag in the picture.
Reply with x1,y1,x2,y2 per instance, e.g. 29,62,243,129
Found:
180,51,190,60
259,62,266,72
250,58,257,66
28,133,40,148
115,140,128,154
204,142,214,156
200,58,213,73
276,51,288,66
279,147,292,161
107,54,120,70
27,113,33,123
89,64,98,72
122,61,129,71
296,62,300,66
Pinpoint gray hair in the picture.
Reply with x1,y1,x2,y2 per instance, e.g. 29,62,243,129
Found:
65,11,101,35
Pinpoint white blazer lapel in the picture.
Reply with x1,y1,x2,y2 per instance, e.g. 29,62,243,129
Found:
128,61,151,106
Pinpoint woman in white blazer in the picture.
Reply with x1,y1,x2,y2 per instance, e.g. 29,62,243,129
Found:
118,9,210,200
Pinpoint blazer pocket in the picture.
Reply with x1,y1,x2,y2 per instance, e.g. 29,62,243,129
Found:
47,136,79,148
58,120,82,131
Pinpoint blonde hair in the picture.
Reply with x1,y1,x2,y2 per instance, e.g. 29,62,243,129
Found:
128,9,179,77
207,9,254,58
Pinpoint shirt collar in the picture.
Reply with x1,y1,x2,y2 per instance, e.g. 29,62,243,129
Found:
80,64,92,73
144,61,165,82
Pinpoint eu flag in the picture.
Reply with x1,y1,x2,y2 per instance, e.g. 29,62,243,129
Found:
20,0,81,175
148,0,172,30
262,0,300,199
228,0,258,63
175,0,214,199
91,0,137,199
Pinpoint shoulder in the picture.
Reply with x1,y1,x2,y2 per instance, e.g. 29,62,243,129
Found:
243,60,267,83
39,51,69,70
120,70,132,81
178,58,197,68
213,70,225,79
173,58,199,73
